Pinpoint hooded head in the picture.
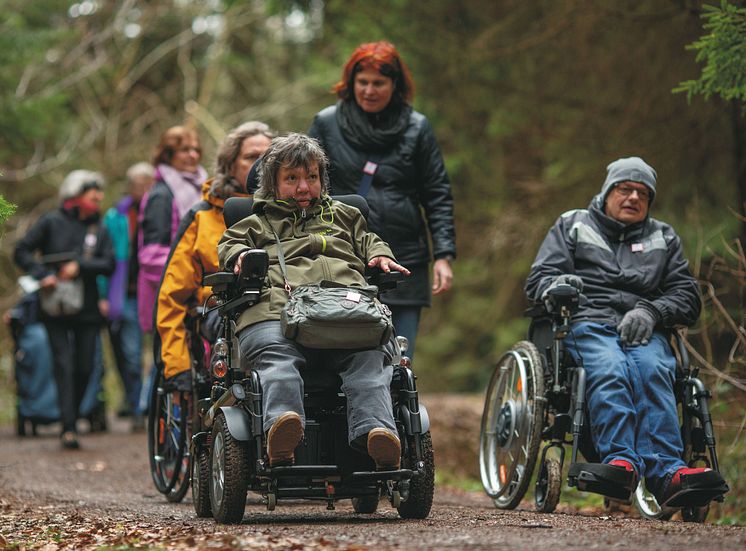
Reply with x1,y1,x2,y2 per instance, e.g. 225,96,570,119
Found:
59,170,106,221
600,156,657,204
59,170,106,202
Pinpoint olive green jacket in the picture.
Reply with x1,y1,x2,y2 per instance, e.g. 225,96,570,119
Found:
217,192,395,333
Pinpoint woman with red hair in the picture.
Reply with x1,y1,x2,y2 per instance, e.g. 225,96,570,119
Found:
309,41,456,358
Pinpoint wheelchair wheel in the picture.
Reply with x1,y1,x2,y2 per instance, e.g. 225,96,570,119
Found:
209,412,250,524
192,445,212,518
352,494,380,514
480,341,545,509
397,431,435,519
535,456,561,513
633,481,675,521
682,504,709,523
147,369,191,502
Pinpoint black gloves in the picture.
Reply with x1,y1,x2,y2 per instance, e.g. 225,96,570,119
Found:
618,303,660,346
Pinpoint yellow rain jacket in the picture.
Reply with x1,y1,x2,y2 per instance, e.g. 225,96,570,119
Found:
157,180,247,378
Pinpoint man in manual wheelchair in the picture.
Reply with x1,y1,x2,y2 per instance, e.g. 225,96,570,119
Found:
480,156,728,522
165,133,434,524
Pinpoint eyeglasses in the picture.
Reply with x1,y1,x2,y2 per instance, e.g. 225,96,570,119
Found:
615,184,651,201
177,146,202,155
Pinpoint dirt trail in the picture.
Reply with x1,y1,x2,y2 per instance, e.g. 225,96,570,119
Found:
0,400,744,550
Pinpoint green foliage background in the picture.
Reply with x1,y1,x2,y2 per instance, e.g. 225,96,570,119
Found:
1,0,743,389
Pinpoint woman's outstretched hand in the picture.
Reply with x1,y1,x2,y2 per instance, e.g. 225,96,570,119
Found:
368,256,410,275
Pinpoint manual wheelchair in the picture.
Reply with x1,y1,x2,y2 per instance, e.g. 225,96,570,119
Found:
479,283,727,522
149,194,435,524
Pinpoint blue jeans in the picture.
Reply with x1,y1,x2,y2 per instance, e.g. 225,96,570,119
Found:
564,322,686,486
108,297,144,414
237,321,396,443
389,306,421,360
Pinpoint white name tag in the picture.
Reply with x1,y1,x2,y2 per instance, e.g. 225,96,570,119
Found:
345,291,362,303
631,243,644,252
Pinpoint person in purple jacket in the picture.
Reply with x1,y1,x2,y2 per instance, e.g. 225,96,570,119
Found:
98,162,154,430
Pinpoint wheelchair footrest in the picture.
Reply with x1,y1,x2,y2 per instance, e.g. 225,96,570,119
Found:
660,470,729,508
568,462,636,501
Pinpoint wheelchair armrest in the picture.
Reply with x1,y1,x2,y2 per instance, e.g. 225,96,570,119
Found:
366,268,405,292
204,271,236,288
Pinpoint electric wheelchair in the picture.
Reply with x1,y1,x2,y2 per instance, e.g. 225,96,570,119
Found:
148,194,435,524
479,283,728,522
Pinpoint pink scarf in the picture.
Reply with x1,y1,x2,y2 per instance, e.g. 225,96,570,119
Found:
156,163,208,219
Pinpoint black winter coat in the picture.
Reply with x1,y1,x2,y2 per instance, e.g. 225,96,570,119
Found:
14,207,115,323
525,195,701,328
309,104,456,306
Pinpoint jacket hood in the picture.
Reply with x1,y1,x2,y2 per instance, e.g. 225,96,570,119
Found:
203,178,248,209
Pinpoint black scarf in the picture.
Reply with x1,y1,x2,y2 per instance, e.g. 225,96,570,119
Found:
336,99,412,152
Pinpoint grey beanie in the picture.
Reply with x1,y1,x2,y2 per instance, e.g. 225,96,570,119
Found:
600,156,657,203
59,170,106,201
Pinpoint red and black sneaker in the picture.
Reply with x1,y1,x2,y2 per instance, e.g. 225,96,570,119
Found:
658,466,729,508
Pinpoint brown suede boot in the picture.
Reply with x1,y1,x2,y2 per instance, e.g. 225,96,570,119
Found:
267,412,303,466
367,428,401,470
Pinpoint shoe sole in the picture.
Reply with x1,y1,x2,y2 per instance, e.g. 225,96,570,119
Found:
267,413,303,466
368,429,401,470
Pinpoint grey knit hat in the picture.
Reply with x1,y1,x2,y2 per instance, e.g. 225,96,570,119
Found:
59,170,106,201
600,157,657,203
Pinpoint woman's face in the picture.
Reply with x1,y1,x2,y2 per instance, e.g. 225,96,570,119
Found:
353,68,395,113
276,162,321,209
230,134,272,188
171,136,201,173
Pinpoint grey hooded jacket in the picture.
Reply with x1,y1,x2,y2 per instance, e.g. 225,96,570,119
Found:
524,194,700,328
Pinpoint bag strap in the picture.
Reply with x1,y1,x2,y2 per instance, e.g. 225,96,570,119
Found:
263,216,292,295
356,154,383,197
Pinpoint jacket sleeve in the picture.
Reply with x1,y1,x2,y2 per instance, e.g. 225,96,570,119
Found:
14,214,53,280
640,233,701,328
79,225,115,277
415,117,456,260
157,216,202,378
218,217,256,271
524,216,576,302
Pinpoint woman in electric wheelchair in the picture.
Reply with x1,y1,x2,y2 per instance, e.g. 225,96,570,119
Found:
480,157,728,521
201,132,433,523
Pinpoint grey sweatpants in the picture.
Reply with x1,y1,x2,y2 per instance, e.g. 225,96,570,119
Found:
237,321,396,443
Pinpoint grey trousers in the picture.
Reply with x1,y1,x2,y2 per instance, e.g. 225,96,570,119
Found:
237,321,396,443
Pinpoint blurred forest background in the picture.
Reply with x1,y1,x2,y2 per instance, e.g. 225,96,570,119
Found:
1,0,746,521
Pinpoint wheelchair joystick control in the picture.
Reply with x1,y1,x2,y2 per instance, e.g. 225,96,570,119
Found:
238,249,269,290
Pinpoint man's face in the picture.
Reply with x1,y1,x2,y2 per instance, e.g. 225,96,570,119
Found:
604,181,651,225
276,162,321,209
231,134,271,189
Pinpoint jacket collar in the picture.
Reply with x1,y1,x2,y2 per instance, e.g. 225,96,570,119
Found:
589,194,647,242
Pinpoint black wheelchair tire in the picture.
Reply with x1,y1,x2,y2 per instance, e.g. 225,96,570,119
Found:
351,495,380,514
535,456,561,513
192,445,212,518
682,504,709,523
147,369,190,501
397,431,435,520
210,413,251,524
480,341,546,510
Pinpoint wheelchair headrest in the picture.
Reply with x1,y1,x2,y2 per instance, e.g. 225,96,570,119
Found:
223,195,370,228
